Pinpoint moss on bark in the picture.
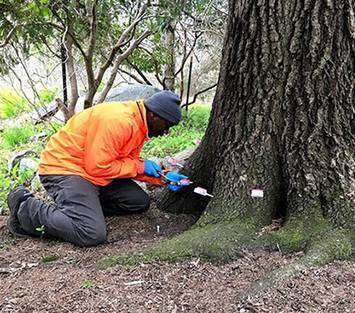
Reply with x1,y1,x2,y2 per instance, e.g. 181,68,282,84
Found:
98,218,258,268
240,228,353,299
98,214,353,269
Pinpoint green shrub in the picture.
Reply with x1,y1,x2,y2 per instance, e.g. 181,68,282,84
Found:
180,105,211,131
0,160,11,211
38,88,57,105
0,89,27,119
142,105,211,158
10,162,38,186
2,123,37,148
34,120,62,138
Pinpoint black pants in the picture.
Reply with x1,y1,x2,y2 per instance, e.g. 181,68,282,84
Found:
16,175,150,247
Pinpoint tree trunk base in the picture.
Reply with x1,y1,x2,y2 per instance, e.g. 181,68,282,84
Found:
239,228,353,300
98,217,353,272
98,219,259,268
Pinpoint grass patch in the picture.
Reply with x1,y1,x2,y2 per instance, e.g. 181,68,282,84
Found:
0,89,28,119
0,87,58,120
0,120,58,210
82,280,95,289
41,255,59,263
2,123,37,148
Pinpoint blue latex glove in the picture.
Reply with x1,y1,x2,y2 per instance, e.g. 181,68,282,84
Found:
144,159,162,177
165,172,188,183
165,172,189,192
168,184,183,192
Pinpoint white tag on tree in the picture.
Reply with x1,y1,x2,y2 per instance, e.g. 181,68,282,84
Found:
251,189,264,198
194,187,214,197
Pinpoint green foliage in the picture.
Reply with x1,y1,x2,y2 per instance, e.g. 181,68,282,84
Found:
36,225,45,234
0,89,27,119
0,159,12,210
2,123,37,148
127,48,166,73
0,87,57,119
10,162,38,186
98,219,258,268
180,105,211,131
82,280,94,289
142,105,210,158
41,254,58,263
0,119,60,212
37,88,57,105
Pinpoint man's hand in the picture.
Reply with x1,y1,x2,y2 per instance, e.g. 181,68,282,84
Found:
165,172,189,191
165,172,188,183
144,159,162,177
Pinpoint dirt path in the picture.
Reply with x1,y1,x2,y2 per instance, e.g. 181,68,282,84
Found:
0,209,354,313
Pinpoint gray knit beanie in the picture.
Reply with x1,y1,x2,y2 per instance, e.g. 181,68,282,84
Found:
144,90,182,124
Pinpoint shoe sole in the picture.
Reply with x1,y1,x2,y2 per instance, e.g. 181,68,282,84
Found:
6,187,32,238
6,216,30,238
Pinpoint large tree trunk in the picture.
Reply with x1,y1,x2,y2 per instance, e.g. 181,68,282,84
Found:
101,0,354,271
160,0,354,228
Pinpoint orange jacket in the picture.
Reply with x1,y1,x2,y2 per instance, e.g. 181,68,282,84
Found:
38,100,163,186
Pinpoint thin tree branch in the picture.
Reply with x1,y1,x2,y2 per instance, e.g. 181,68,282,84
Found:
174,32,202,78
115,4,148,48
86,0,98,61
11,45,41,102
181,83,217,108
155,73,164,87
118,68,145,85
179,29,188,100
124,58,153,85
96,4,148,84
8,66,58,131
7,67,36,107
96,30,151,103
39,34,61,58
0,24,19,48
133,46,163,86
65,30,79,119
48,13,87,60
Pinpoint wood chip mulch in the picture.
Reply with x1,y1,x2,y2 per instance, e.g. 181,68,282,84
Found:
0,209,354,313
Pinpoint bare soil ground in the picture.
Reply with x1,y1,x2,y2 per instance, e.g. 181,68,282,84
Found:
0,208,354,313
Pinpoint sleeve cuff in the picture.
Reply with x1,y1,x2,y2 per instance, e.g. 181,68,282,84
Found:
137,159,145,175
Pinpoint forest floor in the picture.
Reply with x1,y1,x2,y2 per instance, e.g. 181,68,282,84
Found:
0,205,354,313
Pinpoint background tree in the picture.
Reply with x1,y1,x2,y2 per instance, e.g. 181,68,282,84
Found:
1,0,151,119
1,0,226,118
122,0,226,102
105,0,354,292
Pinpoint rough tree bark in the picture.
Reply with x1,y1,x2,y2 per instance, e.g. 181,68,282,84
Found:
162,22,176,91
159,0,354,229
64,29,79,120
101,0,354,282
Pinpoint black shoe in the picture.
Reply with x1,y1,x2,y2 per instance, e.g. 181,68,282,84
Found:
7,186,33,237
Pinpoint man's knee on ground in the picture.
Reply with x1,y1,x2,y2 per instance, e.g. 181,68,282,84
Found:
137,191,150,211
118,188,150,214
130,190,150,213
75,224,107,247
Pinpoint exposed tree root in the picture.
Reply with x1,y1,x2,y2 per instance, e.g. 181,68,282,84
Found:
98,216,353,284
239,228,353,300
98,219,259,268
